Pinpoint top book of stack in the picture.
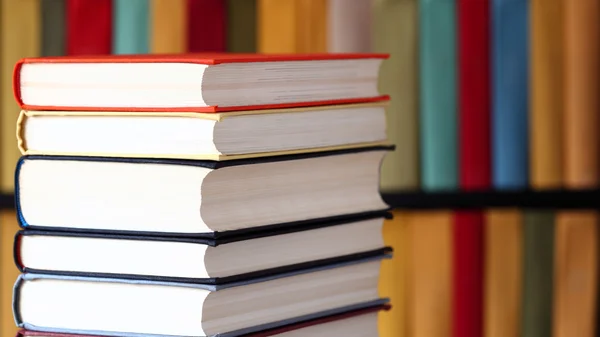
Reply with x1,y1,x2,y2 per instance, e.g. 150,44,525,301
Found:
14,53,390,160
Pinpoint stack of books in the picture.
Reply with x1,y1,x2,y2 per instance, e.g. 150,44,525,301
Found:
10,53,394,337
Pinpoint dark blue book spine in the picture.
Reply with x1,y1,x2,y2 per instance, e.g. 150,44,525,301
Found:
491,0,529,189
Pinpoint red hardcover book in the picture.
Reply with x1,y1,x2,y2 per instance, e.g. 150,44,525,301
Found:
13,53,389,112
66,0,112,55
455,0,491,337
187,0,227,52
16,305,390,337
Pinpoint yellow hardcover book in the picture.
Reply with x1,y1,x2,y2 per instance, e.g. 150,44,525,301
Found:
407,211,451,337
378,210,408,337
374,0,419,192
529,0,563,189
150,0,187,53
17,103,391,161
258,0,327,53
484,209,523,337
1,211,20,337
1,0,40,193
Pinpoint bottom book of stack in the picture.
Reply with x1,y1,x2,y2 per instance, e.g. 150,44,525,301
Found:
12,214,392,337
15,304,389,337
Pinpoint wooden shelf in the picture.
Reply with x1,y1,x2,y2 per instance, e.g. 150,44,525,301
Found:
0,194,14,210
0,189,598,212
382,188,600,210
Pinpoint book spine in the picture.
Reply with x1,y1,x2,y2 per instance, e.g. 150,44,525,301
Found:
419,0,458,191
187,0,226,52
226,0,257,53
1,212,23,337
554,2,600,336
491,0,529,189
150,0,188,53
529,0,563,189
522,211,554,337
1,0,40,197
379,211,410,337
294,0,327,53
452,211,484,337
327,0,371,53
41,0,66,57
375,0,419,192
66,0,112,55
484,210,523,337
455,1,490,336
553,212,598,337
257,0,327,53
257,0,296,53
112,0,150,54
408,212,452,337
525,1,562,336
563,0,599,188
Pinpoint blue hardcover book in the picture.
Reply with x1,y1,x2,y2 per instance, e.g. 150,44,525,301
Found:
419,0,458,191
14,147,392,237
13,256,390,337
491,0,529,189
112,0,149,54
14,213,391,284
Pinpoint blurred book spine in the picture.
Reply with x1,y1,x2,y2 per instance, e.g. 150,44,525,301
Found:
187,0,226,52
66,0,112,55
375,0,419,192
226,0,256,53
150,0,187,53
113,0,149,54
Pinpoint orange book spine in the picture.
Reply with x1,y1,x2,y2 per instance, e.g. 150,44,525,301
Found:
258,0,327,53
554,1,600,336
529,0,563,189
407,212,452,337
484,210,523,337
563,0,599,187
1,212,21,337
378,211,409,337
553,212,598,337
150,0,188,54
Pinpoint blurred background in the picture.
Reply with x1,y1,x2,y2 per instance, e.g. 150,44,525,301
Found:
0,0,599,337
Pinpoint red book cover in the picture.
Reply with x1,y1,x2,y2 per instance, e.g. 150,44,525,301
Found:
66,0,112,55
13,53,389,112
455,0,491,337
187,0,227,52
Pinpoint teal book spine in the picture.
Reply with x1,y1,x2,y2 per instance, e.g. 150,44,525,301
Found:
419,0,458,190
113,0,150,54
